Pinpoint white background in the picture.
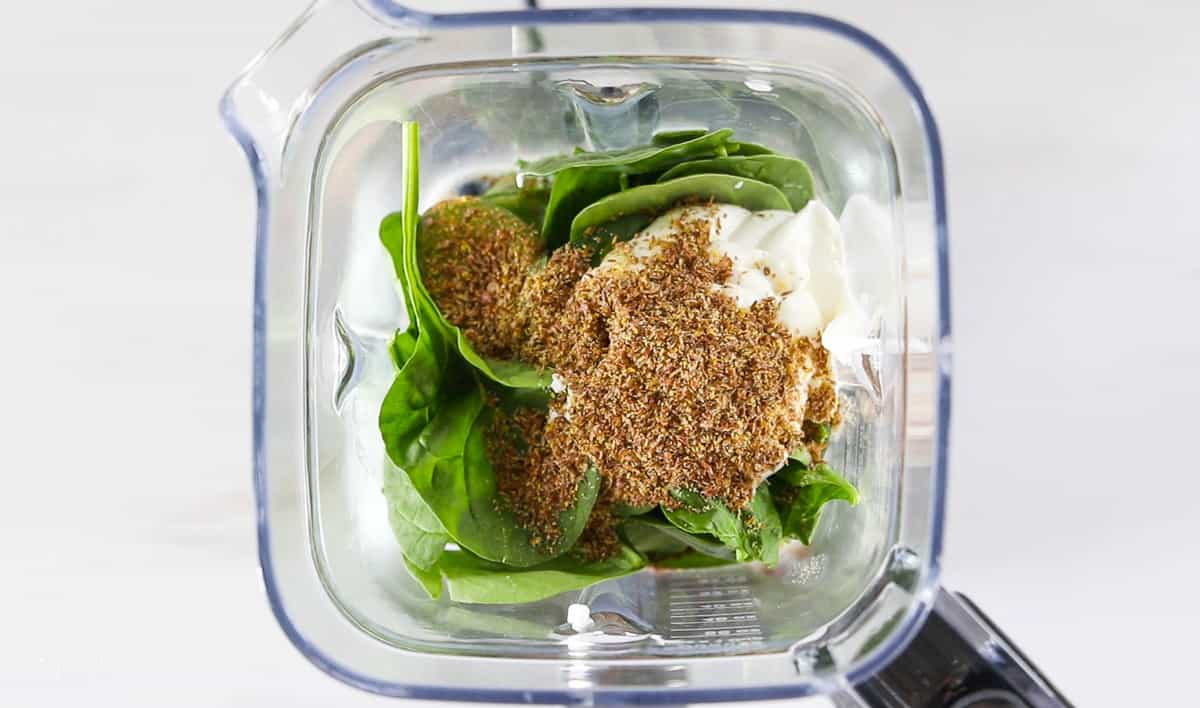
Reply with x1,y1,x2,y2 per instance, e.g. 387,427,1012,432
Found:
2,0,1197,705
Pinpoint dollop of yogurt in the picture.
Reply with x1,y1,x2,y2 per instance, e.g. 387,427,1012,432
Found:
597,202,859,339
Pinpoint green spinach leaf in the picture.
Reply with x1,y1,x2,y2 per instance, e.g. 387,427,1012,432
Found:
380,355,600,566
538,167,623,250
411,544,645,604
621,516,736,561
568,173,791,253
532,129,736,248
612,502,657,518
480,174,551,229
769,462,859,545
652,129,775,157
788,445,813,468
619,521,687,556
378,123,551,390
388,328,418,370
663,486,782,564
521,129,734,176
657,155,814,211
404,557,445,598
383,460,450,571
727,141,775,156
651,128,709,146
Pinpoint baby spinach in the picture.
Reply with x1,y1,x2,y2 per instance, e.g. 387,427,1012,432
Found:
621,516,737,561
521,128,734,176
530,129,736,247
727,140,775,156
612,502,657,518
379,353,600,566
415,544,645,604
480,175,550,229
404,557,445,599
383,460,450,571
652,129,775,157
378,124,551,391
657,155,815,211
769,462,859,545
538,167,623,250
663,487,782,564
651,128,709,145
619,521,687,557
568,173,791,251
788,445,813,468
388,328,418,370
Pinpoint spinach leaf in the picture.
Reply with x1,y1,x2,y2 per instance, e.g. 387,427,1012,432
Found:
657,155,815,211
379,123,551,390
538,167,623,250
471,355,551,390
612,502,657,518
788,445,813,468
663,486,782,564
568,173,791,250
618,521,688,556
388,328,418,370
480,175,550,229
383,460,450,571
532,129,736,247
487,378,552,413
413,544,645,604
380,210,418,326
521,129,734,176
404,557,445,599
727,141,776,156
380,353,600,566
769,462,859,545
652,129,775,157
651,128,708,145
621,516,736,561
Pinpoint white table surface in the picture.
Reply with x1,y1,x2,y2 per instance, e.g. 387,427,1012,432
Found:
2,0,1197,705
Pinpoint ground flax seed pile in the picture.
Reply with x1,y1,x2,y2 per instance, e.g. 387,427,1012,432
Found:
419,199,838,559
418,198,542,359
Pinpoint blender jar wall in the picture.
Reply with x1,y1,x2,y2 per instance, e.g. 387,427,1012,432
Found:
223,1,948,701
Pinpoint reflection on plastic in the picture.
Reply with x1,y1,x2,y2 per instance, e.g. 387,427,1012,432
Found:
562,661,688,690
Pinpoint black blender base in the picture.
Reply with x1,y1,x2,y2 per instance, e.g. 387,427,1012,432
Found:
835,589,1072,708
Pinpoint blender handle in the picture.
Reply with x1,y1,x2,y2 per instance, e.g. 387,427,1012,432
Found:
835,588,1073,708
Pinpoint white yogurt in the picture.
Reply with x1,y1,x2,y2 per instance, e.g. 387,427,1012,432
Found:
596,202,859,339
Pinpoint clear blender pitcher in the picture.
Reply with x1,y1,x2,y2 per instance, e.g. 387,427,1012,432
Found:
221,2,1069,705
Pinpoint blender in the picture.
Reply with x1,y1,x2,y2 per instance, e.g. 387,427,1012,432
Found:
221,2,1071,705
